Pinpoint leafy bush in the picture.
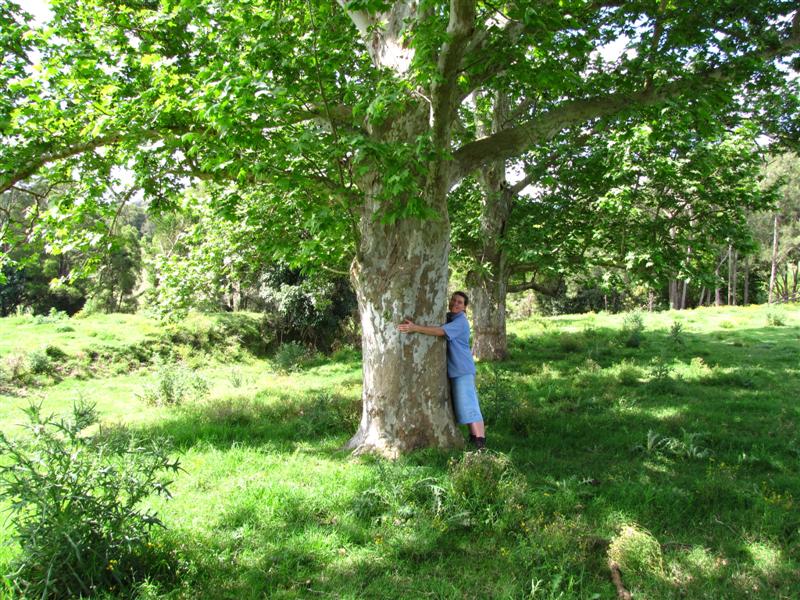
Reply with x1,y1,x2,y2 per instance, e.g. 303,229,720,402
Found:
558,333,583,353
0,402,181,599
44,344,69,361
669,320,685,346
228,367,245,388
766,311,786,326
258,266,357,351
446,451,527,530
685,356,712,380
648,354,673,386
615,360,643,386
26,349,53,375
634,429,710,460
621,311,645,348
272,341,309,374
607,524,665,583
1,353,28,383
138,359,209,406
477,367,516,428
31,307,69,324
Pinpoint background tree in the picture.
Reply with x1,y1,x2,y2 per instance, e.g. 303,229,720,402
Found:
753,152,800,303
452,111,776,357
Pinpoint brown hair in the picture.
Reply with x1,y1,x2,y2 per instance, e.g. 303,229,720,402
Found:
452,291,469,307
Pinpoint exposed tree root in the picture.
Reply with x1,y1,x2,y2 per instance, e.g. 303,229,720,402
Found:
608,560,632,600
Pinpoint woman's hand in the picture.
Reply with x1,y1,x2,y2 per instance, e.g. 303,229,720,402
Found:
397,319,416,333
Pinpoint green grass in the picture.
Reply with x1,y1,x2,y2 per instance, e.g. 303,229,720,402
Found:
1,304,799,599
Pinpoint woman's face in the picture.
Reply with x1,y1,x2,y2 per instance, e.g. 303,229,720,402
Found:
449,294,466,314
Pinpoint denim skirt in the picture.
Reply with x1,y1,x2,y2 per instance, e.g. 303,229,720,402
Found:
450,374,483,424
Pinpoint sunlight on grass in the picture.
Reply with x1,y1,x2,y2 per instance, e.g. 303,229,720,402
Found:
746,540,784,578
643,406,685,421
2,304,800,598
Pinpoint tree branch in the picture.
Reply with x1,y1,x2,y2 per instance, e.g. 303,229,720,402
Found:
450,35,800,184
295,103,360,130
431,0,477,145
456,0,627,102
508,171,538,195
0,100,361,195
456,20,525,103
507,275,563,295
0,129,173,195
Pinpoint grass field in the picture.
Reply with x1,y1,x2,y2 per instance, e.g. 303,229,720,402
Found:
1,304,799,599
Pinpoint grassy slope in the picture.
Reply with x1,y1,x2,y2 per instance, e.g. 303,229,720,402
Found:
1,305,798,599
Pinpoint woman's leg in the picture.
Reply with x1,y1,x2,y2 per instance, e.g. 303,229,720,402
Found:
468,421,485,437
452,374,485,448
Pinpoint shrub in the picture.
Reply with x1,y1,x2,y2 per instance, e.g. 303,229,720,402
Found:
477,367,516,428
31,307,69,325
446,451,527,530
0,402,181,599
1,353,28,383
558,333,583,353
766,311,786,327
272,341,309,374
44,345,69,361
138,359,209,406
228,367,245,388
258,266,357,351
685,356,712,380
26,349,53,375
669,320,685,346
634,429,710,460
648,354,673,385
607,524,665,588
615,360,643,386
621,311,645,348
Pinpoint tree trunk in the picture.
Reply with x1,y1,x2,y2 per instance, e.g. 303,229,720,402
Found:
727,245,733,306
669,279,679,310
769,214,780,304
743,257,750,305
468,92,512,361
681,234,692,310
715,251,725,306
783,269,789,302
698,287,706,307
469,270,508,361
347,161,463,456
348,228,464,455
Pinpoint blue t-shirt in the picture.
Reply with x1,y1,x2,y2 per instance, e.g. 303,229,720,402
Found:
442,311,476,378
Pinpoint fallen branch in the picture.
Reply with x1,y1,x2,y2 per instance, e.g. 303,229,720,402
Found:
608,560,632,600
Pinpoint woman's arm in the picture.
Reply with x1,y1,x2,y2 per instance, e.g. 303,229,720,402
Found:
397,319,445,336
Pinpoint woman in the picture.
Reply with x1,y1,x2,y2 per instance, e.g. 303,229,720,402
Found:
397,291,486,450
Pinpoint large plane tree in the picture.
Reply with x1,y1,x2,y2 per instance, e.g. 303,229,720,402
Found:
2,0,799,455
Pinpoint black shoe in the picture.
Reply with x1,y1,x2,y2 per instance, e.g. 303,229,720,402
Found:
473,437,486,450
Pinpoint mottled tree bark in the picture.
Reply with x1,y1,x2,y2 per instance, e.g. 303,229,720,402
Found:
348,205,463,456
468,93,512,361
346,102,464,456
